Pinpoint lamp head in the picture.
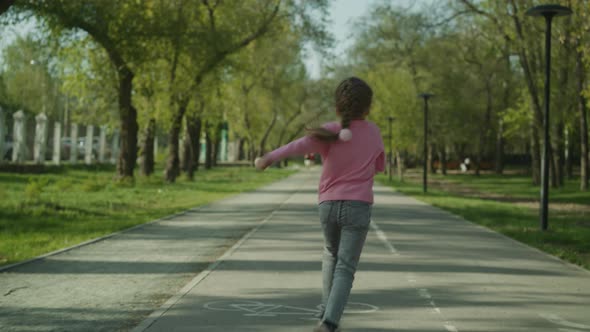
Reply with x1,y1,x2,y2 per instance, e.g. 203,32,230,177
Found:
526,4,572,18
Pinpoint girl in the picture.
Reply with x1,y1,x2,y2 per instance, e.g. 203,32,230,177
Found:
256,77,385,332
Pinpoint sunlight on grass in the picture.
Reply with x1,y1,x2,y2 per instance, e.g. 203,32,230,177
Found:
377,172,590,270
0,166,296,267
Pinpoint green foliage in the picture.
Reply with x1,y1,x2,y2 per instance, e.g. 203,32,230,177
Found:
366,65,420,150
502,89,533,141
57,36,118,126
0,36,61,117
3,0,333,179
222,23,331,156
341,0,590,183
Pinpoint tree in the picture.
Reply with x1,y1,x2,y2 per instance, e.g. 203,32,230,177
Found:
13,0,156,178
1,36,61,118
0,0,15,16
570,0,589,190
160,0,283,182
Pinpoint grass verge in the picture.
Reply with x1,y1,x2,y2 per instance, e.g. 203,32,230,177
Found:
0,166,296,267
377,171,590,270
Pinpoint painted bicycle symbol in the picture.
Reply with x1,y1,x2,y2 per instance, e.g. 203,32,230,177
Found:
204,300,378,320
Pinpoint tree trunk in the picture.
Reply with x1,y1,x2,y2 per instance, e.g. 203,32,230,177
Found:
556,121,565,187
248,143,256,163
550,149,559,188
475,142,482,176
185,114,202,180
205,123,213,170
495,119,505,174
439,146,447,176
475,125,485,177
140,118,156,176
116,69,138,179
238,138,245,160
565,126,574,179
164,100,188,183
258,110,278,157
428,143,435,174
478,81,493,177
576,47,589,191
396,150,405,182
506,3,546,180
212,123,222,167
181,133,190,173
531,123,541,186
496,43,512,175
277,102,305,146
553,23,572,187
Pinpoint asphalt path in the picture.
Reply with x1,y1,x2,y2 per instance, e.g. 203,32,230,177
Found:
132,169,590,332
2,168,589,332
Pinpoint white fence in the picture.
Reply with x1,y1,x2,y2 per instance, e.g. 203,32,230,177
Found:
0,107,119,165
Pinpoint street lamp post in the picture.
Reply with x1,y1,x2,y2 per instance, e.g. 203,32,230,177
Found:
388,116,393,182
526,4,572,231
418,93,434,193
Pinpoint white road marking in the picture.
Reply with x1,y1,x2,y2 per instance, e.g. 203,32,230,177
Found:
370,220,399,255
371,217,459,332
131,187,301,332
540,313,590,330
418,288,431,299
416,288,458,331
445,324,459,332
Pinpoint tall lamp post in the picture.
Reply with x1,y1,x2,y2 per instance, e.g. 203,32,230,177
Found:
526,4,572,231
418,93,434,193
388,116,394,182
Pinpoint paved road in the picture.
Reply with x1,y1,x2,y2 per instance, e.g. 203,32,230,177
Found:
0,171,299,332
132,169,590,332
2,168,589,332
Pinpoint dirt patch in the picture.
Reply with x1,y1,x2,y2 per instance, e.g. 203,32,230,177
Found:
513,202,590,214
411,174,590,214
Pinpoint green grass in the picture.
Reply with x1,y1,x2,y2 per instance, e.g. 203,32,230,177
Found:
377,172,590,270
0,165,295,267
432,172,589,205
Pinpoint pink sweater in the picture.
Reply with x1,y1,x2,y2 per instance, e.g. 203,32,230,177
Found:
267,120,385,204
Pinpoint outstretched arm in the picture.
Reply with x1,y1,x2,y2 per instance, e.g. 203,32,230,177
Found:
256,135,329,170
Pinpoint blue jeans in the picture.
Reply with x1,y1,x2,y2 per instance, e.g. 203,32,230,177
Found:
318,200,371,325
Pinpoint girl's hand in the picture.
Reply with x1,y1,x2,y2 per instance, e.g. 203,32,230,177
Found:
255,155,272,171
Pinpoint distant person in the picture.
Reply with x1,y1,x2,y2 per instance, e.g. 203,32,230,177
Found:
256,77,385,332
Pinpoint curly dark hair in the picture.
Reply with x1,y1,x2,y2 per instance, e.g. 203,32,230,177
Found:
307,77,373,142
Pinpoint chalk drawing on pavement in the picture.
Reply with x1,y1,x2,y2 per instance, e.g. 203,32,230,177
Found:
204,300,378,320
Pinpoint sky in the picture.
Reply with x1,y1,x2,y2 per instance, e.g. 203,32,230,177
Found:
304,0,433,78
